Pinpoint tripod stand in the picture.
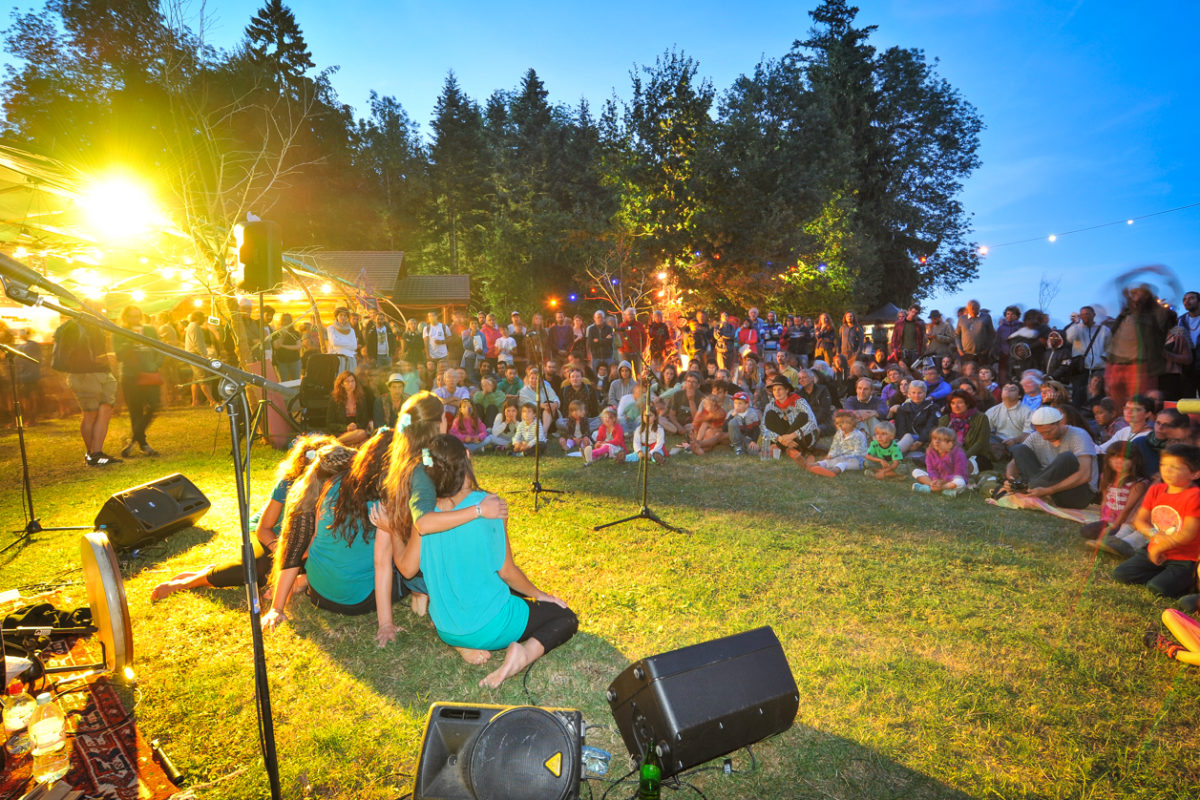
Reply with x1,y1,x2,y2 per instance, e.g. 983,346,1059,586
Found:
1,343,92,556
247,292,300,447
594,367,683,533
520,330,562,511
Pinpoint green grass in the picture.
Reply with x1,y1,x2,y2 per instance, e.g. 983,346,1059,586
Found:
2,407,1199,799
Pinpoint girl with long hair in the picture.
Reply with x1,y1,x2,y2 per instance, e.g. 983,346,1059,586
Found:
328,370,373,445
151,434,335,600
398,434,577,685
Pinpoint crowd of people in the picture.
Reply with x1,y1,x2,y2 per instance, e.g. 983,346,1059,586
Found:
16,282,1200,671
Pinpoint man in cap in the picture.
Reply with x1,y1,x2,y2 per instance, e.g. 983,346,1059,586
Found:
1004,405,1097,508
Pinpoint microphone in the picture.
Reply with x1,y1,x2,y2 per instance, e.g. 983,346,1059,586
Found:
0,252,81,305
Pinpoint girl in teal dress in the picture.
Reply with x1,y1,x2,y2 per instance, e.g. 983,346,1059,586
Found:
398,435,578,688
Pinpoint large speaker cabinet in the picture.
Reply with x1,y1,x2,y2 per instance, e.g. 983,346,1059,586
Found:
94,473,210,550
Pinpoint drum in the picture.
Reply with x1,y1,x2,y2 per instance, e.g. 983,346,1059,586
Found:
81,531,133,673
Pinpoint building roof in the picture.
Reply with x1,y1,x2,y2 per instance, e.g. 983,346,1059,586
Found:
288,251,406,295
392,274,471,308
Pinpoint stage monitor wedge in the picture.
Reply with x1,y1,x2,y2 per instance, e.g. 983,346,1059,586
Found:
414,703,582,800
606,626,798,779
94,473,210,551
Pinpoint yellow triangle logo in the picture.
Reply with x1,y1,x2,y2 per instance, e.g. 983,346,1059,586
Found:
543,751,562,778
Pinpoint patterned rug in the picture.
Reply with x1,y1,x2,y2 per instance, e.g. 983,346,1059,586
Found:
1,637,177,800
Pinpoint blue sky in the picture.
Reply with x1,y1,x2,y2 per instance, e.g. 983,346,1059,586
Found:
194,0,1200,324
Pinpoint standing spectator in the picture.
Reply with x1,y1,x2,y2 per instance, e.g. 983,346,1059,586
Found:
646,309,671,370
326,307,359,374
1161,320,1193,402
924,310,955,359
548,311,572,362
1179,290,1200,399
617,308,647,375
993,305,1023,382
693,310,714,371
813,313,837,365
54,316,120,465
736,317,759,360
1064,305,1110,408
273,313,302,382
760,311,783,363
890,306,925,368
507,311,528,374
423,310,451,375
524,312,550,374
116,305,163,458
955,300,995,367
461,318,486,382
585,309,615,369
401,318,423,366
364,311,397,369
838,311,866,363
1105,284,1170,413
14,328,41,423
184,311,216,405
714,311,739,371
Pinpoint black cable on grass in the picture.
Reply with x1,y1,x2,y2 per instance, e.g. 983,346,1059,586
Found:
521,659,538,706
599,766,639,800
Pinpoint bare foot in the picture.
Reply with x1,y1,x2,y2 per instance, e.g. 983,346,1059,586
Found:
480,639,546,688
411,592,429,617
455,646,492,665
150,568,213,601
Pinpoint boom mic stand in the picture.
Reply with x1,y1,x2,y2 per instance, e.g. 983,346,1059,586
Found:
521,329,562,511
1,343,92,555
0,257,285,800
594,366,683,533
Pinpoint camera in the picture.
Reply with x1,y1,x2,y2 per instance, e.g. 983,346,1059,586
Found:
1006,479,1028,493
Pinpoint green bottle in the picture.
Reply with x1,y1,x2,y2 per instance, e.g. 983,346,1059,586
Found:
637,740,661,800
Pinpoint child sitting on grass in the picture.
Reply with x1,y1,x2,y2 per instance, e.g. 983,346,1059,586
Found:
511,402,545,457
558,399,594,460
1113,442,1200,598
864,420,903,479
629,403,667,463
590,407,626,462
450,398,488,453
484,401,519,453
1081,441,1150,557
398,434,577,686
912,426,969,496
726,391,761,456
808,410,868,477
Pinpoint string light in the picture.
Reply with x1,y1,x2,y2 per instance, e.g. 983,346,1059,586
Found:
978,199,1200,252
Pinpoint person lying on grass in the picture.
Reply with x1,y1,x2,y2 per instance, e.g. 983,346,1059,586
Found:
397,434,578,687
151,433,335,601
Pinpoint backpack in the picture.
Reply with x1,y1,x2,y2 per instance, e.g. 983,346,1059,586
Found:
51,319,94,373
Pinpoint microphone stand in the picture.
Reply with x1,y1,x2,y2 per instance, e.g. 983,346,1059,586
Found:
594,367,683,533
521,327,562,511
0,343,92,555
0,258,285,800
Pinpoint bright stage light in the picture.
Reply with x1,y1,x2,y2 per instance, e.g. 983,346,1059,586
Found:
81,174,166,241
657,271,668,281
321,283,332,295
131,290,145,302
192,298,203,308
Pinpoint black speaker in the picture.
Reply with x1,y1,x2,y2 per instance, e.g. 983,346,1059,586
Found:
239,219,282,294
606,626,798,779
413,703,583,800
94,473,211,550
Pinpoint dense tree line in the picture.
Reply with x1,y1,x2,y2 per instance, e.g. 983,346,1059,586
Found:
0,0,983,314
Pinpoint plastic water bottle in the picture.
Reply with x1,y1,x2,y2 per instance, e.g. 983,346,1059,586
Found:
29,692,70,784
3,681,36,756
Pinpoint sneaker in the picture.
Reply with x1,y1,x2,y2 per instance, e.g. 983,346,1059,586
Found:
942,489,960,498
1143,630,1185,660
120,441,135,459
912,482,932,493
733,447,745,456
1098,534,1135,558
90,451,123,467
139,443,160,456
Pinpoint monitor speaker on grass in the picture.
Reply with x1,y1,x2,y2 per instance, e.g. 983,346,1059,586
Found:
413,702,582,800
94,473,210,551
606,625,798,779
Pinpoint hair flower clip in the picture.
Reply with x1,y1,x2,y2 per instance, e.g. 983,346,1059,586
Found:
398,412,412,432
305,449,317,461
421,447,433,467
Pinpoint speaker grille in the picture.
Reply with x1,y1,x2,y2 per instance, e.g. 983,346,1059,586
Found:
467,708,575,800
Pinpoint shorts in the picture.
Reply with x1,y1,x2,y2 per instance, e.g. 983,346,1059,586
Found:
67,372,117,411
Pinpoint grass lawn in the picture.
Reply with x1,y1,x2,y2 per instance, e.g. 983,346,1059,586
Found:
1,406,1198,799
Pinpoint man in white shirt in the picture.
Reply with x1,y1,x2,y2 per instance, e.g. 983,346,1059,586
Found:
1064,305,1110,406
985,382,1032,461
423,310,449,374
1005,406,1097,509
326,307,359,374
